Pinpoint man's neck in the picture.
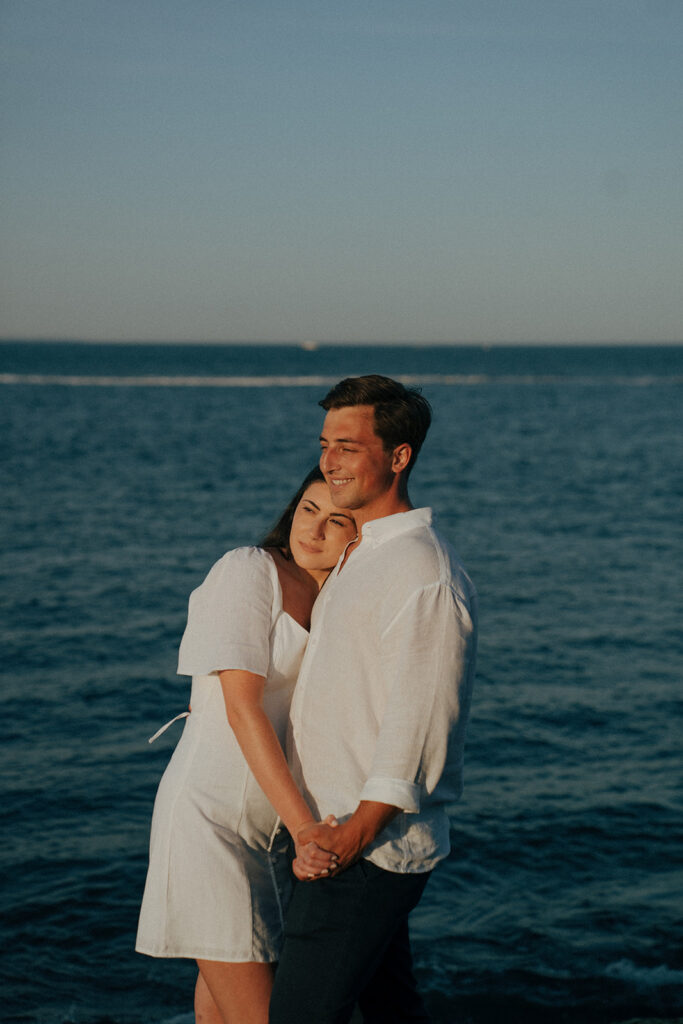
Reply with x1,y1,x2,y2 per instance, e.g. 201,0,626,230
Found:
353,495,413,534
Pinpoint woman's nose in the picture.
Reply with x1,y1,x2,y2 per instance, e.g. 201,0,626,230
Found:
309,516,325,540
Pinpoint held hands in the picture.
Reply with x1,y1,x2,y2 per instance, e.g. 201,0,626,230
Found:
293,816,366,881
293,815,339,882
292,802,397,881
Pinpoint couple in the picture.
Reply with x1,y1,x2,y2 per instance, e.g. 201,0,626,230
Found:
136,375,478,1024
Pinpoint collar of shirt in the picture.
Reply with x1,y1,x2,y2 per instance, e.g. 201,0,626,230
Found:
356,506,433,547
333,507,433,575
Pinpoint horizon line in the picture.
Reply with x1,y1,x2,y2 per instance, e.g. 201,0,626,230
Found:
1,337,682,348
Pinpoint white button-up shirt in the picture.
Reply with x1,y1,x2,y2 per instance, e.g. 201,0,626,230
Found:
287,507,477,873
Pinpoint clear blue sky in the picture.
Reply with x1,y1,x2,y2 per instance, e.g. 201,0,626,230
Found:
1,0,682,343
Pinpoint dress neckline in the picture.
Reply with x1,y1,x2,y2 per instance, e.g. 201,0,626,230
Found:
262,548,310,636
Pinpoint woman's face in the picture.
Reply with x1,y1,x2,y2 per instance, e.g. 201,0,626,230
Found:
289,481,356,576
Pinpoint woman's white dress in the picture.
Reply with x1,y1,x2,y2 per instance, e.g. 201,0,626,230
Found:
136,546,308,963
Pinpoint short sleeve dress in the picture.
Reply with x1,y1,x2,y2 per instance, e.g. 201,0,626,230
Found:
135,546,308,963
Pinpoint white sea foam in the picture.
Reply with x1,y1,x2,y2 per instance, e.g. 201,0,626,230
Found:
1,373,680,387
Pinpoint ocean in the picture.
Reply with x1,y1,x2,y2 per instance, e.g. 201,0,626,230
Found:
1,341,682,1024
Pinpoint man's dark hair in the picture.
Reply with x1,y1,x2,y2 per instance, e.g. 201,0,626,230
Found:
319,374,432,474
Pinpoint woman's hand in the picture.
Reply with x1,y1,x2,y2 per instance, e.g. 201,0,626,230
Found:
293,815,339,881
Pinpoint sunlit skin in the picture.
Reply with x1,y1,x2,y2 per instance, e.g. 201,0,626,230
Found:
287,480,357,583
319,405,413,536
268,481,357,630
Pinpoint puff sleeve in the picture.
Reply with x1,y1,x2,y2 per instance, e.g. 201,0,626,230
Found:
177,547,274,678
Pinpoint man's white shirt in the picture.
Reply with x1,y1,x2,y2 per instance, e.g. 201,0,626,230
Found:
287,507,477,873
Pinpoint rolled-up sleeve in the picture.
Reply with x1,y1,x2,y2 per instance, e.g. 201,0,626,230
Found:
360,582,477,812
177,547,273,678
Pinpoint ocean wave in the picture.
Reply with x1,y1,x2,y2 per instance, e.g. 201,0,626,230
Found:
1,372,682,387
605,959,683,989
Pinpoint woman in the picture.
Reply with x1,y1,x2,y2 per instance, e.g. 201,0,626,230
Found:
136,468,357,1024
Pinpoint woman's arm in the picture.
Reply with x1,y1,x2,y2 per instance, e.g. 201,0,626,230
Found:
219,669,336,875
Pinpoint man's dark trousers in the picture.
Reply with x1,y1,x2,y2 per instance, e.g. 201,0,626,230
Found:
269,858,431,1024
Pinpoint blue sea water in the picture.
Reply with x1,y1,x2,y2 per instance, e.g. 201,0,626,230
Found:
1,341,682,1024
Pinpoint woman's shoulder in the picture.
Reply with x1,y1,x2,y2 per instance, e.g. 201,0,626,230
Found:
199,545,275,593
178,546,277,677
213,544,270,568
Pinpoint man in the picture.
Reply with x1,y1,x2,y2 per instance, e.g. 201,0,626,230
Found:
270,375,478,1024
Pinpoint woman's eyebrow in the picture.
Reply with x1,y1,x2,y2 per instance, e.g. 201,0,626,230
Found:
305,500,353,524
332,511,356,523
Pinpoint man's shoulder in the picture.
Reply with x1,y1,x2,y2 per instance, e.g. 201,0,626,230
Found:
381,520,473,597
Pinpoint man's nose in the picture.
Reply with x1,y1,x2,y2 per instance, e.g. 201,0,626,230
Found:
320,447,338,473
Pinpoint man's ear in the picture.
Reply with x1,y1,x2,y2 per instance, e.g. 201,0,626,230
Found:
392,443,412,474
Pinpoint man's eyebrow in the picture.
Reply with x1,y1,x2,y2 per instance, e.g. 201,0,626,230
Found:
319,434,362,445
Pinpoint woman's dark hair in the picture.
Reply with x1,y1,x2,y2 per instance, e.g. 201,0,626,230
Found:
319,374,432,475
259,466,325,559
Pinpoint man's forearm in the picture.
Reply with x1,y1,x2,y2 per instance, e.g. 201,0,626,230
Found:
342,800,401,854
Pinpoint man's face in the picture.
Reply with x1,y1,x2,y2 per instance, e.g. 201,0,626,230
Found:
319,405,396,511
